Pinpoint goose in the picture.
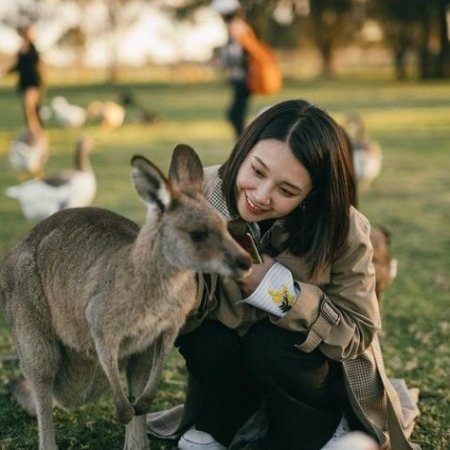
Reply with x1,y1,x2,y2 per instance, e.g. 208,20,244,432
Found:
87,100,125,130
344,113,382,192
370,225,398,304
8,130,48,179
118,89,161,124
51,96,87,128
5,137,96,221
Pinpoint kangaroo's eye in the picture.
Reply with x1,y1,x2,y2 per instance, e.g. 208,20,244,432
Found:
189,230,209,242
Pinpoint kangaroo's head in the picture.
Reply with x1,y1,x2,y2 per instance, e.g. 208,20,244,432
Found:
131,145,251,278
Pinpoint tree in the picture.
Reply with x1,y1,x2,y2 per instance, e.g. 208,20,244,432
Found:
307,0,358,78
369,0,450,79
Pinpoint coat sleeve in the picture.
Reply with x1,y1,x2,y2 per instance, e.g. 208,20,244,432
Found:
270,210,380,361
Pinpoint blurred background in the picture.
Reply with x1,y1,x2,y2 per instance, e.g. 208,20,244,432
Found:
0,0,449,83
0,1,449,449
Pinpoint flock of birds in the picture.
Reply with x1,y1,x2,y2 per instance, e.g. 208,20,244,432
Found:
5,90,162,223
37,90,161,130
41,96,126,130
6,136,96,221
4,95,107,222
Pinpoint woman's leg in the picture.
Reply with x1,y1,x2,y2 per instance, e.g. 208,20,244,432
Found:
177,320,260,446
242,319,341,450
23,87,43,135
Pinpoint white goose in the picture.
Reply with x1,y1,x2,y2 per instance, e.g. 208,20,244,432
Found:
5,137,96,221
9,131,48,178
344,113,382,192
51,96,87,128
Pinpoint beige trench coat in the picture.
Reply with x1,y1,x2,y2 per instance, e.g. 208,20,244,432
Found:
147,167,420,450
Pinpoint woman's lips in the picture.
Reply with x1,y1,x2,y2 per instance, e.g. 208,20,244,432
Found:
245,195,266,214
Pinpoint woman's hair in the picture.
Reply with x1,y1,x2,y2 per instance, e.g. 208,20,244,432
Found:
220,99,356,278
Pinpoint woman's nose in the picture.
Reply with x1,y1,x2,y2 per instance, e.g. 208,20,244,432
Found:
255,183,272,206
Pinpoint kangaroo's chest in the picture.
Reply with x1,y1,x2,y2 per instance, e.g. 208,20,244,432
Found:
118,281,197,356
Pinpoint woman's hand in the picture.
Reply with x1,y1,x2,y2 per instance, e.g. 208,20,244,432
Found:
237,254,275,296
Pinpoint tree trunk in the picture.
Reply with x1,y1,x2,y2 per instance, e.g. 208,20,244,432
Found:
394,48,407,80
436,0,450,77
319,41,334,78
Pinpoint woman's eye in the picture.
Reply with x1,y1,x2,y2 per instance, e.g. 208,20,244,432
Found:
251,166,263,177
280,187,295,197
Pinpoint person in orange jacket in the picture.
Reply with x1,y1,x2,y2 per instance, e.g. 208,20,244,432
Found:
212,0,253,139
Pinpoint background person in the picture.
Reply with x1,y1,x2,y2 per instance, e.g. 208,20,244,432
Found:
147,99,419,450
211,0,252,139
0,24,44,136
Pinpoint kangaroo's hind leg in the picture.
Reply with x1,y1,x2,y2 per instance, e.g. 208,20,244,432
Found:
52,346,109,408
123,347,155,450
10,299,61,450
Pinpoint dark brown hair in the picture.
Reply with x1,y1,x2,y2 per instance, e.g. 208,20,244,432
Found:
220,99,356,277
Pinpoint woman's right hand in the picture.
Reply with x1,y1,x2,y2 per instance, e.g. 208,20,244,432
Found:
237,254,275,296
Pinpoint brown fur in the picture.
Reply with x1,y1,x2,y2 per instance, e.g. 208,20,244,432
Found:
370,225,397,302
0,144,251,450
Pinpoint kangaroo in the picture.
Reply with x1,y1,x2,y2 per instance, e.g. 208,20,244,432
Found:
0,144,251,450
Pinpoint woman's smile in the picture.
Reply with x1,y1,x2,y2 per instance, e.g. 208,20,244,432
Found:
245,195,269,214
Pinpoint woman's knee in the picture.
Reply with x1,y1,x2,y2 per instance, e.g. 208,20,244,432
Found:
242,321,328,386
242,321,285,378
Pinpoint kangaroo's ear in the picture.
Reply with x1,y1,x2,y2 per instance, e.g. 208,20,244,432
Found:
131,155,171,213
168,144,204,193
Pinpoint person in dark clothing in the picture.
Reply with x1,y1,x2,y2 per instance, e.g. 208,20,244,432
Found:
212,0,252,139
1,25,44,135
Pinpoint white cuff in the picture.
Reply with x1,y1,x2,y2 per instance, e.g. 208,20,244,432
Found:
243,262,299,317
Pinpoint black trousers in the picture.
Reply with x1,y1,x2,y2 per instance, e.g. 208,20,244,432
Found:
177,319,342,450
227,80,251,139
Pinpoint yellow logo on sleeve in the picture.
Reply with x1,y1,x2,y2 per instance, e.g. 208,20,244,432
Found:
267,285,295,313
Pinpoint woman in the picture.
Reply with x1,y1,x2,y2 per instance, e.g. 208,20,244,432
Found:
1,25,44,135
147,100,420,450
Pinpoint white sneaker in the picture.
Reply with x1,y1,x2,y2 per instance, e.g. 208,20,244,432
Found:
178,426,227,450
321,416,379,450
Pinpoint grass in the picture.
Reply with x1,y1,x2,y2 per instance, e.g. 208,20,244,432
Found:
0,76,449,449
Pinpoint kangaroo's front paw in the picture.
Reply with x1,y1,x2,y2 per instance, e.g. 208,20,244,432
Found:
115,401,134,424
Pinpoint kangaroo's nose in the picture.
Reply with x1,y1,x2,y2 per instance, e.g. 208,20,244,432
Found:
235,254,252,272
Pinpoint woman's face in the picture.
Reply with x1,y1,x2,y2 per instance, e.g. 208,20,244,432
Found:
235,139,313,222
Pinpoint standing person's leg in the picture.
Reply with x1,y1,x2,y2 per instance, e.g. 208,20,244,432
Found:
23,87,43,135
227,80,251,139
242,319,341,450
177,320,260,446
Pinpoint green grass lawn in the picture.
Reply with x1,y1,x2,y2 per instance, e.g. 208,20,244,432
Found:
0,77,449,449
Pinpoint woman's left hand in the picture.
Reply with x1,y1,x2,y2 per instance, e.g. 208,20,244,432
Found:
237,254,275,296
